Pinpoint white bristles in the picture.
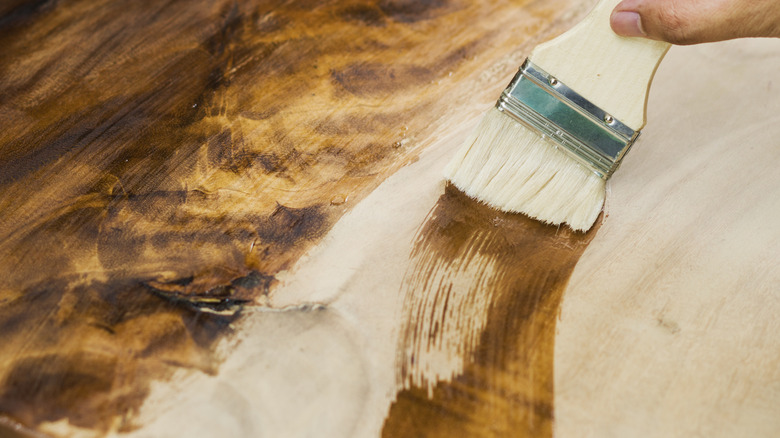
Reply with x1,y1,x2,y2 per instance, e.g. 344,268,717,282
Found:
444,107,605,232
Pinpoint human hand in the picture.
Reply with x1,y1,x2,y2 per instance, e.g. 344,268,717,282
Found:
610,0,780,45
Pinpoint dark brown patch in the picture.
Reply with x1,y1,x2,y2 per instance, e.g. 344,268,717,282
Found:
437,40,480,72
378,0,454,23
144,269,275,316
257,203,328,250
0,0,585,434
382,184,600,437
0,277,239,433
339,3,386,26
0,0,54,35
0,415,48,438
332,62,434,97
0,353,124,429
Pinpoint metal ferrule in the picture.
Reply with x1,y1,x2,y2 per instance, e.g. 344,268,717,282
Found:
496,59,639,179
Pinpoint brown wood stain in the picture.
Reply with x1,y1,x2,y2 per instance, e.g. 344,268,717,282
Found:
382,184,600,437
0,415,46,438
0,0,584,434
0,0,487,432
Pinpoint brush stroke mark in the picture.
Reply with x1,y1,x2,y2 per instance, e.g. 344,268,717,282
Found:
382,184,600,437
0,0,583,435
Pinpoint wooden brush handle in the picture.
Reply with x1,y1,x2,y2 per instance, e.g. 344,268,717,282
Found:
530,0,670,130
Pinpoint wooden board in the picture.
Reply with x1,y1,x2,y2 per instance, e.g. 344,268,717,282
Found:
555,38,780,437
1,0,779,437
0,0,591,436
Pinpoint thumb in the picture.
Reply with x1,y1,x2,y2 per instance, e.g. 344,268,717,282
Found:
610,0,780,45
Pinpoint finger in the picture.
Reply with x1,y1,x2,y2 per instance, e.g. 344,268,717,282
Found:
611,0,780,45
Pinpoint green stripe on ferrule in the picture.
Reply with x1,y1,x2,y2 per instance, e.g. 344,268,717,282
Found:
497,61,639,179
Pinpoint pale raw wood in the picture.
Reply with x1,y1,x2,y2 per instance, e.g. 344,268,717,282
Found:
530,0,670,129
555,38,780,438
117,38,780,437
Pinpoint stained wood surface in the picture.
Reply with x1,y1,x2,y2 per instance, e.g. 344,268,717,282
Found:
0,0,590,436
1,0,779,437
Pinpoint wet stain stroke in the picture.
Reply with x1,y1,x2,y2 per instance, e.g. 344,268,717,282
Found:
0,0,585,435
382,184,600,437
0,0,479,432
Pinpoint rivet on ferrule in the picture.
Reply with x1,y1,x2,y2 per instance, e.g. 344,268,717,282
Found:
495,58,640,180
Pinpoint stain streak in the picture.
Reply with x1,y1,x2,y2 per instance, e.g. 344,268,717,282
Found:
0,0,483,433
382,184,600,437
0,0,585,435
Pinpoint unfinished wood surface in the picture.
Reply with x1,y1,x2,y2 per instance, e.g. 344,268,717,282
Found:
1,0,779,437
555,38,780,437
0,0,591,437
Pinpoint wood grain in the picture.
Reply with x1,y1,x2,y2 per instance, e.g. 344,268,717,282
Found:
530,0,669,129
382,184,600,437
554,38,780,438
5,1,776,437
0,0,589,436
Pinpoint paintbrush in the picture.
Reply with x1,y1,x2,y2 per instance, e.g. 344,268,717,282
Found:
445,0,670,231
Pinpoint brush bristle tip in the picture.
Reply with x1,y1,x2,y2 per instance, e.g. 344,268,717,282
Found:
445,108,605,232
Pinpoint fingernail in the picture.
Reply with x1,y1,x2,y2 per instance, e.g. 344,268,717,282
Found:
610,11,646,37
